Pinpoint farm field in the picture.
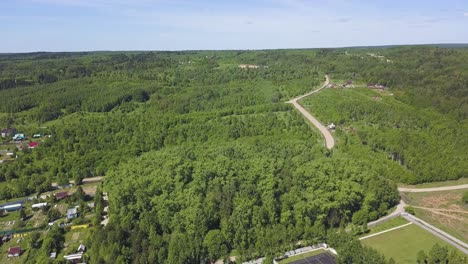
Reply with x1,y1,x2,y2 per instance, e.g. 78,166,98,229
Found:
402,189,468,242
361,223,461,263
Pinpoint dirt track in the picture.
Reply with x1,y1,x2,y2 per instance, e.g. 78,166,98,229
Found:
398,184,468,193
288,75,334,149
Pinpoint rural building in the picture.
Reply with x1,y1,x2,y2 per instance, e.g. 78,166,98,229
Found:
239,64,260,69
1,128,16,137
27,142,39,149
367,83,386,90
33,134,41,138
50,252,57,259
55,191,69,200
32,202,48,209
64,252,83,263
7,246,21,257
67,208,78,219
12,133,26,141
328,123,336,130
1,203,22,212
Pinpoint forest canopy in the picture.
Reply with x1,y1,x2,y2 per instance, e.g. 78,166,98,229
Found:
0,46,466,262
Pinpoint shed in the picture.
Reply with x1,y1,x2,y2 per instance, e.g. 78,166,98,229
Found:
33,134,42,138
55,191,69,200
32,202,48,209
64,252,83,263
7,246,21,257
77,244,86,253
1,203,22,212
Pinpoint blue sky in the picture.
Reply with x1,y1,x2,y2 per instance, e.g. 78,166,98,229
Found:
1,0,468,52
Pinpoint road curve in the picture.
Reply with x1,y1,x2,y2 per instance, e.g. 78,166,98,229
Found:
398,184,468,193
367,200,407,227
367,184,468,254
288,75,335,149
402,213,468,254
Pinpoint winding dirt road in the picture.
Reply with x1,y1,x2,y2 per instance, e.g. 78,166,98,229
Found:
288,75,335,149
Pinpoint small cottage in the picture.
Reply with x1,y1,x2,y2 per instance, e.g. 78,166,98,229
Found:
7,246,21,257
12,133,26,141
55,191,69,201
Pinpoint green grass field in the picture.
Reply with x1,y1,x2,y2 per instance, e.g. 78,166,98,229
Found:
361,224,461,263
0,211,20,222
278,249,327,264
364,217,409,236
401,189,468,243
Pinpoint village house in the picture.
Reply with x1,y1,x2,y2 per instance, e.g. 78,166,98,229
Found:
12,133,26,141
55,191,69,201
67,207,79,219
64,244,86,263
367,83,387,90
64,252,83,263
1,128,16,138
7,246,21,258
328,123,336,130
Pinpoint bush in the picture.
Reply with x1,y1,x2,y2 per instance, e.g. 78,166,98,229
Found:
405,206,416,215
462,191,468,204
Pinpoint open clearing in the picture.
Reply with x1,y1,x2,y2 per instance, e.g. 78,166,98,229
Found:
361,222,462,263
364,216,409,236
401,189,468,242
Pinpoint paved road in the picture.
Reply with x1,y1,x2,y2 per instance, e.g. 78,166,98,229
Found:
367,200,407,227
367,184,468,254
371,183,468,226
288,75,335,149
402,213,468,254
398,184,468,193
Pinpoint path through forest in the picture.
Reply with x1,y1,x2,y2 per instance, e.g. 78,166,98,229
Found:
288,75,334,149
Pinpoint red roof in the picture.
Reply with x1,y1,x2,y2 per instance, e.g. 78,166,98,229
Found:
55,192,69,199
8,246,21,255
28,142,39,149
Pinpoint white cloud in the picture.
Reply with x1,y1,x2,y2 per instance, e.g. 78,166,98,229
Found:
464,12,468,17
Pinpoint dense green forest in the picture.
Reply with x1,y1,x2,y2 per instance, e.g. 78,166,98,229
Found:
0,47,467,263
